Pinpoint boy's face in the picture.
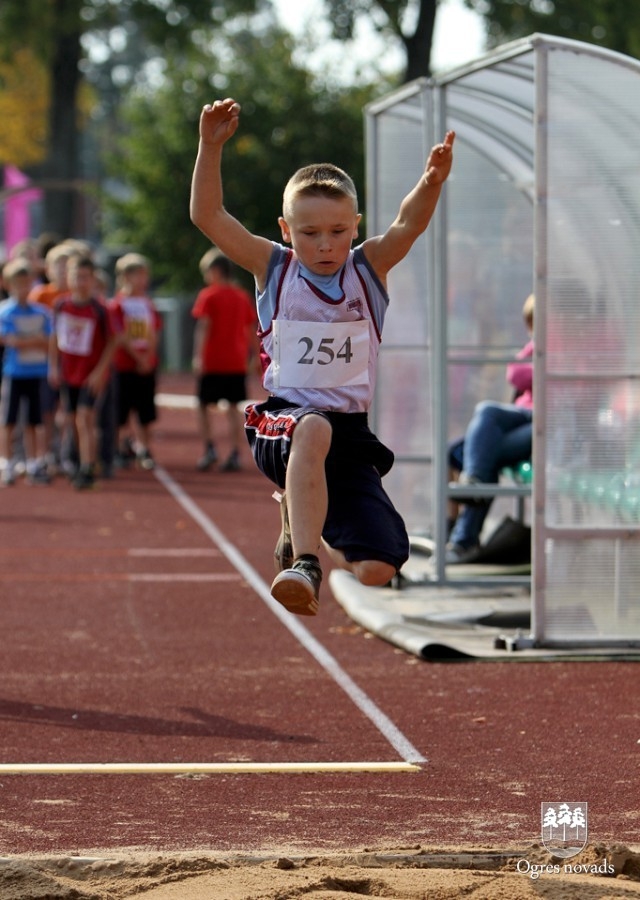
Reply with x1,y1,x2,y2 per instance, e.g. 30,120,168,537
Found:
279,195,361,276
47,257,69,290
124,266,149,294
9,272,33,302
68,264,95,301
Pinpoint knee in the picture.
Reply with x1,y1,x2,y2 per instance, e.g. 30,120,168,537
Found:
292,413,332,455
352,559,397,587
474,400,496,419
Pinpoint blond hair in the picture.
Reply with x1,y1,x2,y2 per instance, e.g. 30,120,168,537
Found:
199,247,230,278
522,293,535,328
282,163,358,220
3,257,32,281
115,252,150,278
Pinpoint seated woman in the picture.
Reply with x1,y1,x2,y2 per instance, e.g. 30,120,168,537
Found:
447,294,534,564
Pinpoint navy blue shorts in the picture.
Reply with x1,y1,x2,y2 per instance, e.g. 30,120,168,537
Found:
0,377,43,426
197,373,247,406
115,370,157,427
245,396,409,571
59,383,98,413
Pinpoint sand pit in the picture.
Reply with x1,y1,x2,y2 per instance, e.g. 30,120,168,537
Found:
2,842,640,899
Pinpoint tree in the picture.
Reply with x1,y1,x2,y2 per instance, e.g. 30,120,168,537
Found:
0,0,262,237
322,0,437,81
0,49,48,167
464,0,640,59
104,22,388,292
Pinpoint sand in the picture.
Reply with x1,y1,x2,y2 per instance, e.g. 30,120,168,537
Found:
2,842,640,899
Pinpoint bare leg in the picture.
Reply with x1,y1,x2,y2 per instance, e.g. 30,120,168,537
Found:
286,414,332,559
323,542,396,586
227,403,243,452
76,406,97,467
197,403,212,446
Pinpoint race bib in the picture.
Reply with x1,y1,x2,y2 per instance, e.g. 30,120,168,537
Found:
272,319,369,389
14,313,48,364
56,312,96,357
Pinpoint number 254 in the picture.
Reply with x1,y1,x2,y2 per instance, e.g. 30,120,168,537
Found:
297,336,353,366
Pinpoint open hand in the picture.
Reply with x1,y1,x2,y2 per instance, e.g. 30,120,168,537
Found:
199,98,241,146
424,131,455,185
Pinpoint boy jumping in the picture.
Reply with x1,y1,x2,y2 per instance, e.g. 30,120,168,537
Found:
190,97,454,616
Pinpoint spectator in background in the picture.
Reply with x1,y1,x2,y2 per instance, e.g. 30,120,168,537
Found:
0,258,52,485
191,248,258,473
28,243,71,310
109,253,161,471
446,293,534,563
49,256,116,490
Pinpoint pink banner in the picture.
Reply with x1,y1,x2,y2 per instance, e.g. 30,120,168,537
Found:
3,166,43,253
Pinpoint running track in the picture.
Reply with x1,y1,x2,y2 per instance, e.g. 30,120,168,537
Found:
0,375,638,855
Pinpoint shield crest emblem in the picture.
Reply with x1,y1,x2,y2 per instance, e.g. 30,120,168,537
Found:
541,802,588,858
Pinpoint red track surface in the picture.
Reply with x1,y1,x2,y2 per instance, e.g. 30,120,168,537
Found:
0,374,638,855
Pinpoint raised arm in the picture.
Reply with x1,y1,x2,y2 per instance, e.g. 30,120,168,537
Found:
190,98,273,287
362,131,455,281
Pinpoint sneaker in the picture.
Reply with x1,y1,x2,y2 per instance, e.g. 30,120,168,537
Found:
444,542,480,564
273,492,293,573
1,465,15,487
27,464,51,486
220,450,241,472
73,466,96,491
115,438,136,469
196,444,217,471
270,558,322,616
136,448,155,471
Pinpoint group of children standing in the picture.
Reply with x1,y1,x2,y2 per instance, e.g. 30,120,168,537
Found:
0,237,260,489
0,243,160,489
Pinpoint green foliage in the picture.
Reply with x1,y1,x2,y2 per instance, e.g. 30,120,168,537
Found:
465,0,640,59
104,23,387,293
322,0,436,79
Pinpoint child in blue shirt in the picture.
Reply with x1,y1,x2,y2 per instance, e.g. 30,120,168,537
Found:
0,258,52,485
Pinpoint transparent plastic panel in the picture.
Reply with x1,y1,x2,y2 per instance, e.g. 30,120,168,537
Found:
542,537,640,641
367,92,432,529
373,97,430,347
539,45,640,643
546,48,640,377
446,141,533,354
376,348,432,459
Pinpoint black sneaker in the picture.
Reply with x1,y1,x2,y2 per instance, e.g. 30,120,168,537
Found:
270,558,322,616
220,450,241,472
273,492,293,574
196,444,217,471
73,466,96,491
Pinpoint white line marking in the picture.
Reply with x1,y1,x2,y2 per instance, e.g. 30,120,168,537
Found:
154,465,427,765
155,392,197,409
0,761,421,775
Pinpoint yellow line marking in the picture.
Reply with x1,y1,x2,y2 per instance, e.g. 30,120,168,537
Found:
0,761,421,775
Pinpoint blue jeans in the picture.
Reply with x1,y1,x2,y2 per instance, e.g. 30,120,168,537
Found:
450,401,532,550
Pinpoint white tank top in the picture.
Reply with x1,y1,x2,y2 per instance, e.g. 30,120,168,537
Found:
258,244,389,413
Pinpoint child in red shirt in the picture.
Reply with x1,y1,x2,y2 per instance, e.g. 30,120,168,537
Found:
109,253,162,471
49,256,116,490
191,249,257,472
